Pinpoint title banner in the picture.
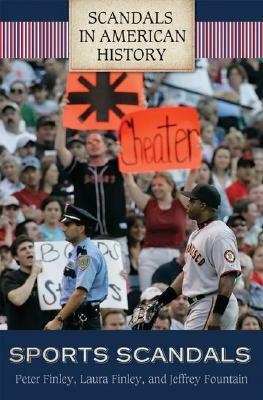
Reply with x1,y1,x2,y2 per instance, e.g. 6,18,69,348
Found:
69,0,195,71
1,331,263,400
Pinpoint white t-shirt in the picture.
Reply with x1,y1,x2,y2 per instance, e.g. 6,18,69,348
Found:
183,220,241,297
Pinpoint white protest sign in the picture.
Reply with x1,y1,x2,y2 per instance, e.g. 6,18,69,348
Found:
34,240,128,311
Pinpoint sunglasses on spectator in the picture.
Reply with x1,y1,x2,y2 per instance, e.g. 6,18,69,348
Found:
10,88,24,94
4,205,20,211
231,221,247,228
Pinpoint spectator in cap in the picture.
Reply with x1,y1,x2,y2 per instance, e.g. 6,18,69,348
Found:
13,156,48,223
15,133,37,159
226,157,255,206
102,309,127,330
236,312,263,330
227,213,253,254
66,136,87,162
124,170,196,291
28,81,58,117
0,196,22,246
44,204,108,330
0,155,24,196
0,102,28,153
35,116,57,158
233,198,261,246
39,197,65,241
9,80,36,129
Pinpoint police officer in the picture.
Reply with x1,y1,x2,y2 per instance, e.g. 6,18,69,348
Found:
44,204,108,330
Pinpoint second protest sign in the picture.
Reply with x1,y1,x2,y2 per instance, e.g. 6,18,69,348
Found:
35,240,128,311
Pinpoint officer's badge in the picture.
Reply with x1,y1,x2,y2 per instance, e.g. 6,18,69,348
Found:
78,255,90,270
224,250,235,263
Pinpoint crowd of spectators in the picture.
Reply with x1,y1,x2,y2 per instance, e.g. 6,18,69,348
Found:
0,58,263,330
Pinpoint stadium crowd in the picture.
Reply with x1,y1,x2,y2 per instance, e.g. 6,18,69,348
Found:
0,58,263,330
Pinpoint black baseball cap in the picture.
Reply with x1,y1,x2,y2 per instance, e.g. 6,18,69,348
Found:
36,116,56,130
66,136,85,148
31,81,48,91
181,183,221,208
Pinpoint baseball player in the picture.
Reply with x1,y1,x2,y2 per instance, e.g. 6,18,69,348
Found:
131,183,241,330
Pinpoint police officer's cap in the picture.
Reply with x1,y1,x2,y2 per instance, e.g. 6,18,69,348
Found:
61,204,98,227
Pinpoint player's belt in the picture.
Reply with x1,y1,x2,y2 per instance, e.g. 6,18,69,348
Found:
188,291,217,305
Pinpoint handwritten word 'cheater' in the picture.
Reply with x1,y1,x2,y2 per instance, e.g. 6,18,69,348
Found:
118,107,201,173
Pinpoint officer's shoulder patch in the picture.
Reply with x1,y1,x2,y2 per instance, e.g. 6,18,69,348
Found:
78,255,90,270
224,250,235,263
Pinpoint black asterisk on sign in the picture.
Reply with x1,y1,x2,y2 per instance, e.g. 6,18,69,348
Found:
68,73,139,122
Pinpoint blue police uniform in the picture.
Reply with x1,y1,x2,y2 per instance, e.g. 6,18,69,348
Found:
60,204,108,330
61,238,108,305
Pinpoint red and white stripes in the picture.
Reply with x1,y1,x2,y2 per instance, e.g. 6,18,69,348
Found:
196,21,263,58
0,21,68,58
0,21,262,59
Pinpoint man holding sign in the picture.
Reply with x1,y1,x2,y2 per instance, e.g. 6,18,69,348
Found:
56,105,129,270
44,204,108,330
